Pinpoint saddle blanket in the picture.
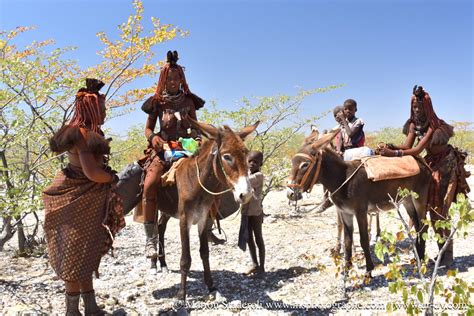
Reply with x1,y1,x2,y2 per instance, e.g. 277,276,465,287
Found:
362,155,420,182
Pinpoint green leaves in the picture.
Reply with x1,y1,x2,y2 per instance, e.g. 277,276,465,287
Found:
0,0,185,250
374,242,385,262
199,86,340,199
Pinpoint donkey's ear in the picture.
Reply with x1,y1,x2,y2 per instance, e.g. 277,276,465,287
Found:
237,121,260,140
188,118,218,140
308,125,319,141
311,128,340,150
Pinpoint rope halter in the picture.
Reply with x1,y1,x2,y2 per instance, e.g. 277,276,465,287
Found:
287,150,323,193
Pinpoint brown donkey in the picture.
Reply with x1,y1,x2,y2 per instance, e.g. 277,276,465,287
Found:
287,129,431,276
152,120,258,301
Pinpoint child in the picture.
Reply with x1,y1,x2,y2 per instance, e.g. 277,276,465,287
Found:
334,99,372,161
238,150,265,275
335,99,365,149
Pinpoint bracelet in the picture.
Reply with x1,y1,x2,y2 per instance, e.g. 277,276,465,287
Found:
400,150,404,157
147,132,157,143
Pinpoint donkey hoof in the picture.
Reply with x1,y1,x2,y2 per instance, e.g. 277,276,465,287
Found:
207,289,225,302
173,299,187,310
160,266,169,274
176,289,186,302
148,267,158,275
330,246,341,257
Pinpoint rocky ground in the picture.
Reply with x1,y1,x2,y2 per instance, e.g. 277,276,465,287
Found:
1,174,473,315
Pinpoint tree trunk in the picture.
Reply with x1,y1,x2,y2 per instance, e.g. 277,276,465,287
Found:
0,216,14,251
0,150,21,251
16,218,26,253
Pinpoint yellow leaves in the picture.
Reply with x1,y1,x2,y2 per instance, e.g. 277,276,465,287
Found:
88,0,188,110
396,231,405,241
132,0,144,15
420,264,427,275
107,86,155,109
6,26,36,40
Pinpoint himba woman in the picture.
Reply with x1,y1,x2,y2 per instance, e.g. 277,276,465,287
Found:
135,51,205,263
43,79,125,315
377,85,470,267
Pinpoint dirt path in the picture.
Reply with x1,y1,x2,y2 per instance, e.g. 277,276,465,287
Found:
1,176,473,314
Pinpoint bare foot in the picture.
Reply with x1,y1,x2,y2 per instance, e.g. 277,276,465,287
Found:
244,265,258,275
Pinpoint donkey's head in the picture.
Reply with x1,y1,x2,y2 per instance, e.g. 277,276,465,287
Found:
190,119,260,204
287,128,339,201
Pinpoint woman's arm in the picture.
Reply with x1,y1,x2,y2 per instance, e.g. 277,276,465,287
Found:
78,150,115,183
380,127,433,157
379,123,416,151
75,129,115,183
392,123,416,150
145,114,165,151
187,100,201,140
145,115,157,140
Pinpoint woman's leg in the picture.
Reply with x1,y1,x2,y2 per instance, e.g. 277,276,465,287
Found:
80,277,105,315
429,152,458,268
142,157,164,222
64,281,81,315
142,157,164,258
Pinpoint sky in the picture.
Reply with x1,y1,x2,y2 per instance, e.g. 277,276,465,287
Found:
1,0,473,137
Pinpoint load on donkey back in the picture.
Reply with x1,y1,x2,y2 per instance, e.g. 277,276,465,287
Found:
287,85,470,277
116,51,259,301
133,50,206,262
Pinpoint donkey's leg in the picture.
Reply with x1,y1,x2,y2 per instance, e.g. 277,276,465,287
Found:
376,212,381,241
340,211,354,271
198,216,216,292
177,214,192,302
355,210,374,275
331,210,343,256
368,212,373,240
158,213,171,273
407,196,428,261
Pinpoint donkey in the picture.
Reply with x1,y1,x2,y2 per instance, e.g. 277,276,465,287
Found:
153,189,238,274
310,127,381,255
151,120,258,301
287,129,431,276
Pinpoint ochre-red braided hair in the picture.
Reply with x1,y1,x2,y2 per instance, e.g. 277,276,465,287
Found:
154,50,190,99
69,79,106,133
405,85,453,145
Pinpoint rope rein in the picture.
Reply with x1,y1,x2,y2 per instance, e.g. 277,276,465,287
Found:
289,150,366,213
308,160,366,213
195,147,233,196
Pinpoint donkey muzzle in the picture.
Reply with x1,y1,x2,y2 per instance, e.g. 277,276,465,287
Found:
286,186,302,201
233,176,253,204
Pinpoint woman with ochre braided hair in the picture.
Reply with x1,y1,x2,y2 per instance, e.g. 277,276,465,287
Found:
134,51,205,262
43,79,125,315
377,85,470,267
